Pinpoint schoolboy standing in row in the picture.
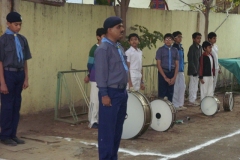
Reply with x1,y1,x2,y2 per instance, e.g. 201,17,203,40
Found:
199,41,215,100
187,32,202,106
172,31,187,111
0,12,32,146
84,28,105,129
208,32,219,92
156,33,179,102
125,33,145,91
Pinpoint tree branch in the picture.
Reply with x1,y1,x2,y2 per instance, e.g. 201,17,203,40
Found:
214,1,234,32
125,0,130,12
179,0,204,14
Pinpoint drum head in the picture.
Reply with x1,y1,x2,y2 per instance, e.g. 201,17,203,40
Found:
201,97,218,116
122,93,144,139
150,100,174,132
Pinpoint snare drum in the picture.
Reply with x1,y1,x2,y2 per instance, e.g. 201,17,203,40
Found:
223,92,234,111
121,91,151,139
200,96,220,116
150,99,176,132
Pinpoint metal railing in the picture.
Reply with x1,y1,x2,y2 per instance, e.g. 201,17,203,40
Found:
54,63,239,124
55,70,89,124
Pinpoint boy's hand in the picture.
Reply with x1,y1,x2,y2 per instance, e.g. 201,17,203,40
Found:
84,76,90,83
169,77,176,85
140,83,145,90
200,79,205,84
164,77,170,84
102,96,112,107
128,81,134,91
23,79,29,89
0,83,9,94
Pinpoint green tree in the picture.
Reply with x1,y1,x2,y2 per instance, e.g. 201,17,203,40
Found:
121,25,163,51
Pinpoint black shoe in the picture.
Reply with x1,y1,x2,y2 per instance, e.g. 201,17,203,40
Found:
91,123,98,129
1,138,17,146
12,137,25,144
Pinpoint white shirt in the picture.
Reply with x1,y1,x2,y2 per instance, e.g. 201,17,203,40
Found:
211,44,219,69
125,46,142,73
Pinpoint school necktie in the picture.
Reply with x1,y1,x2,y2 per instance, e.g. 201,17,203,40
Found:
164,45,172,71
5,28,24,62
102,38,128,72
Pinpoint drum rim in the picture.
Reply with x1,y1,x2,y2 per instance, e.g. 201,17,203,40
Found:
200,96,220,116
150,99,176,132
223,92,234,111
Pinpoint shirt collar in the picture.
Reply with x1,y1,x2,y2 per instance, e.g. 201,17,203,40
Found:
130,46,139,52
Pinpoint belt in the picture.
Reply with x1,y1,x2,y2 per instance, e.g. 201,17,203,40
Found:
4,67,24,72
162,68,175,73
108,84,127,89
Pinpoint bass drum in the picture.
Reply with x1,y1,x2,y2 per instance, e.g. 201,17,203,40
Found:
122,91,152,139
200,96,220,116
150,99,176,132
223,92,234,111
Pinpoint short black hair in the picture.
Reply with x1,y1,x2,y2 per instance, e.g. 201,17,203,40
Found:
208,32,217,39
172,31,182,38
192,32,202,39
202,41,212,51
96,28,106,37
164,33,174,40
128,33,140,41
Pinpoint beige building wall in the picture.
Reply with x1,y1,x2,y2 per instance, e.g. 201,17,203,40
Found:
16,1,198,113
2,1,239,114
209,12,240,59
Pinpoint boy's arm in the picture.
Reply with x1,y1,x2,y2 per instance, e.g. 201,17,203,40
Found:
170,60,179,85
157,60,170,84
0,62,8,94
140,68,145,90
198,55,204,84
85,46,96,83
23,61,29,89
188,47,197,75
0,39,8,94
127,62,133,89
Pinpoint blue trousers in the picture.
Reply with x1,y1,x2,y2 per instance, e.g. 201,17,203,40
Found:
98,88,128,160
0,70,25,140
158,71,175,102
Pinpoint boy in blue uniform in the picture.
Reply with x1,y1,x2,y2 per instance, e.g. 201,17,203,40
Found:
156,33,179,102
0,12,32,146
95,16,128,160
172,31,187,111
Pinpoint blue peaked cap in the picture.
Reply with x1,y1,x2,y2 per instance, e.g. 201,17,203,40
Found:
103,16,122,30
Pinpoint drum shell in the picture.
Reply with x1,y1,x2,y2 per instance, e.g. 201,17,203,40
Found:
223,92,234,111
122,91,151,139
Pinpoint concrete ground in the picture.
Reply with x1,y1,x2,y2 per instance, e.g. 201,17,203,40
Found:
0,92,240,160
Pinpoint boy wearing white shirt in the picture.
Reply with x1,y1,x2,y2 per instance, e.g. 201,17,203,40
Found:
125,33,145,91
208,32,219,92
